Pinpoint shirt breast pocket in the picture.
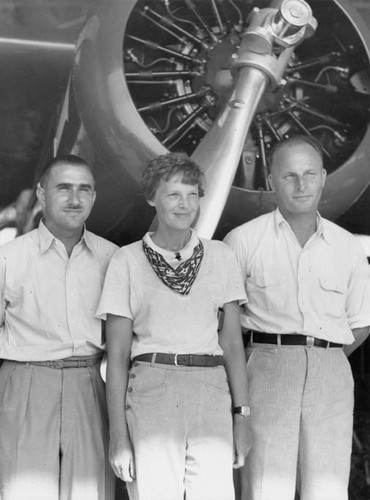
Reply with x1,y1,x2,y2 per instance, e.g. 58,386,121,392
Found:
319,276,346,319
246,272,286,311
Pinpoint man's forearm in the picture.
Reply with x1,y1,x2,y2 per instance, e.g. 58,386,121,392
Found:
344,326,370,357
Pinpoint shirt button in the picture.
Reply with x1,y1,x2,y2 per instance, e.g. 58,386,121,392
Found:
127,387,133,392
125,405,131,410
130,373,136,378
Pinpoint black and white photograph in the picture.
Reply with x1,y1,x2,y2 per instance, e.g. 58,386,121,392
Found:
0,1,369,499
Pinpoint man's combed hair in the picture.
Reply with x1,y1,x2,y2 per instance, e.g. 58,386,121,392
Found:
142,152,205,201
268,135,324,167
39,155,95,186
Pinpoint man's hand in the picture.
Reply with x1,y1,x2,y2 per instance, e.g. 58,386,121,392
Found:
233,415,252,469
109,433,136,482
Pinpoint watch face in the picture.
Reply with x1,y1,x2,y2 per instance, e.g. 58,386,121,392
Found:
241,406,251,417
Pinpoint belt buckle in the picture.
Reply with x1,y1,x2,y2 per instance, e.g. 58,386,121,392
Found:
49,360,64,368
306,336,315,347
174,353,179,366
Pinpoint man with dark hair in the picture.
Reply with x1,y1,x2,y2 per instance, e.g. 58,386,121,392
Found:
38,154,95,187
224,135,370,500
0,155,117,500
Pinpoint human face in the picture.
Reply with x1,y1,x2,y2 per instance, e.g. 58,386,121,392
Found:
148,176,200,234
37,163,96,238
269,143,327,220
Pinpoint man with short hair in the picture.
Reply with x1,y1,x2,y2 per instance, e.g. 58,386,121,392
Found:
0,155,117,500
224,136,370,500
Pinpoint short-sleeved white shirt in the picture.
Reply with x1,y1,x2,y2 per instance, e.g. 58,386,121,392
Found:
97,235,247,358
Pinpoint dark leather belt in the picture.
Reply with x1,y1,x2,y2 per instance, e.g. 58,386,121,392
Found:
133,353,224,367
245,331,343,349
25,355,103,369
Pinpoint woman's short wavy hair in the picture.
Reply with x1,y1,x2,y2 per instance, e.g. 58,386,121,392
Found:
142,152,205,201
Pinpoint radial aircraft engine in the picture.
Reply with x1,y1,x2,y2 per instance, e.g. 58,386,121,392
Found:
3,0,370,243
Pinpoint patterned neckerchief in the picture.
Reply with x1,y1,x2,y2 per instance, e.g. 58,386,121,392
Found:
142,239,204,296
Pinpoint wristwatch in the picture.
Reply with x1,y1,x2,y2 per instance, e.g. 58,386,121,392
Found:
232,405,251,417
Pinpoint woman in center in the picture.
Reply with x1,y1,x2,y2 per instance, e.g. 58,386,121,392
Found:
97,152,251,500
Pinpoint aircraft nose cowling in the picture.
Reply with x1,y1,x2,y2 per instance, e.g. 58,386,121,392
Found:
72,0,370,243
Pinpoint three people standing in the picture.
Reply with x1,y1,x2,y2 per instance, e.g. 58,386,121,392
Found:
0,139,369,500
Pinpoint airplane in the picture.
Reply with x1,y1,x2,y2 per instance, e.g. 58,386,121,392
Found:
0,0,370,248
1,3,370,498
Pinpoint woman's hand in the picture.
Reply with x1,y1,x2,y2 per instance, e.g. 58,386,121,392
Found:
109,433,136,482
233,415,252,469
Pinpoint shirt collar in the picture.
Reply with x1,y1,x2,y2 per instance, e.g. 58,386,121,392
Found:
274,208,285,234
273,208,331,245
316,213,332,245
38,219,93,253
82,230,95,252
